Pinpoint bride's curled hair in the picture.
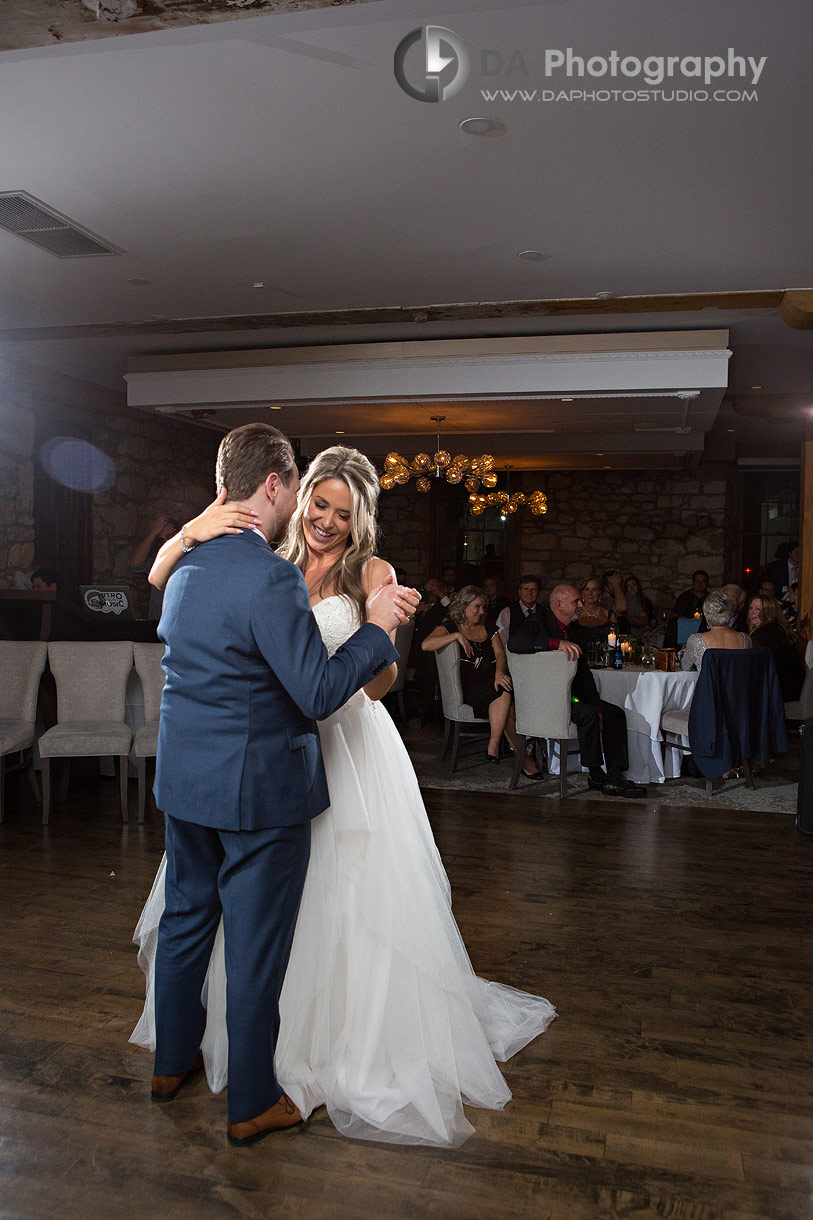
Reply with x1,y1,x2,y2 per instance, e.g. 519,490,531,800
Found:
279,446,380,621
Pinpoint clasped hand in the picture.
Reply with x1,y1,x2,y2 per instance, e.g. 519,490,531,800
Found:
366,575,420,634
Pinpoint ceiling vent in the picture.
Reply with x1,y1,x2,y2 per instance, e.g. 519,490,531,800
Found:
0,192,123,258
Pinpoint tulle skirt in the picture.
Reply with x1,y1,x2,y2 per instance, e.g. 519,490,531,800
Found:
131,690,555,1146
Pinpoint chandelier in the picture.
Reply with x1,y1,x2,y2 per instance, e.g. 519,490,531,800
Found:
378,417,548,518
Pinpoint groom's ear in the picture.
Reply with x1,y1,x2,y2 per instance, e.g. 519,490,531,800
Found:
263,472,280,502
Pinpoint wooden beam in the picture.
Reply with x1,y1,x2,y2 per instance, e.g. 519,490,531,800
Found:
779,289,813,330
801,422,813,635
0,289,785,344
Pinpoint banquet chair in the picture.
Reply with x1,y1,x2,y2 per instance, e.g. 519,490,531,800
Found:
506,650,580,796
387,617,416,725
784,640,813,722
434,640,491,772
0,641,48,823
133,642,166,824
660,647,786,796
38,641,134,825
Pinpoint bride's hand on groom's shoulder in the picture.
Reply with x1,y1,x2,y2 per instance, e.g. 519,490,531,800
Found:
366,573,420,633
185,487,260,545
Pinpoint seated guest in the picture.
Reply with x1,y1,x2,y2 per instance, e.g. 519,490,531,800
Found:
576,575,620,645
483,576,511,633
31,567,65,593
412,577,446,724
785,582,799,629
665,569,709,647
624,575,654,634
422,585,540,776
747,593,804,701
496,574,541,645
721,583,748,631
414,577,446,641
681,589,752,671
673,569,709,618
759,579,777,599
508,584,646,797
600,570,629,617
441,565,458,604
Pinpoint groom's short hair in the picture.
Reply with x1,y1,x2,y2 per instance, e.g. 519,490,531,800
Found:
216,424,297,501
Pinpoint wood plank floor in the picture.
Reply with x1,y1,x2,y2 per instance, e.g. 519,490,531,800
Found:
1,763,811,1220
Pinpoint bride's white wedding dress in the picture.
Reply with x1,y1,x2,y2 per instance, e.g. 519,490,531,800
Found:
131,596,555,1147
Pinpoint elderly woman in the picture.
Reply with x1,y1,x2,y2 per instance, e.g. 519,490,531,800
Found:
422,584,540,775
748,593,804,700
680,588,752,670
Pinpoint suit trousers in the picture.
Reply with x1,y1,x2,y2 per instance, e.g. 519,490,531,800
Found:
570,698,629,776
154,814,311,1123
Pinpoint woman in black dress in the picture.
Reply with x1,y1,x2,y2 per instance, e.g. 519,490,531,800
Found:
422,585,540,775
747,593,804,701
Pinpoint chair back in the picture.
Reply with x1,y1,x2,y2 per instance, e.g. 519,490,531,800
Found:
434,639,467,720
389,618,416,696
792,657,813,720
133,642,167,723
0,641,48,723
507,650,578,739
676,616,699,645
688,647,787,778
47,641,134,723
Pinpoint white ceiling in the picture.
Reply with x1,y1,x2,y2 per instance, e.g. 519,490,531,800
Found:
0,0,811,467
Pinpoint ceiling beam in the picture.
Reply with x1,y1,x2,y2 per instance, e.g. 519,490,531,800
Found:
778,290,813,330
0,289,790,344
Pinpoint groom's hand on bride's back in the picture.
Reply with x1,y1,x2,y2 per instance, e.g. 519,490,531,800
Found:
366,574,420,634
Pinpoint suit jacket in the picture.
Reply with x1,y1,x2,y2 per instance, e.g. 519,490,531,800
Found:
688,647,787,779
507,605,601,705
155,530,398,831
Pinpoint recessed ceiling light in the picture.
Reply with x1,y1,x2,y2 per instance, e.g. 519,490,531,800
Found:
596,453,604,456
459,117,507,137
335,430,345,435
595,291,616,299
253,282,265,288
561,397,574,402
268,405,282,411
750,384,762,389
128,277,151,285
517,249,549,261
727,428,735,432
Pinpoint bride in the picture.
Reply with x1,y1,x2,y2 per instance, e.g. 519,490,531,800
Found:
131,445,555,1147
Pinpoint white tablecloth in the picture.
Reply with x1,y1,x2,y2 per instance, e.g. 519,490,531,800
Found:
593,666,698,783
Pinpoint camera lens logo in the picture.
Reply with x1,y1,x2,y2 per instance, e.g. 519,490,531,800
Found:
394,26,470,102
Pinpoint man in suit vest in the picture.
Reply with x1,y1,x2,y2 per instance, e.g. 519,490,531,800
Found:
151,423,417,1146
507,583,647,798
496,574,541,646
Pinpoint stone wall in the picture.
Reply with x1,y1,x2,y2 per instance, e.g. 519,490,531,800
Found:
90,413,220,616
0,381,36,586
516,463,736,607
375,486,433,583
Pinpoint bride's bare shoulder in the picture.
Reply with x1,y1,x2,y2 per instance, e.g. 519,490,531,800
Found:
363,556,396,592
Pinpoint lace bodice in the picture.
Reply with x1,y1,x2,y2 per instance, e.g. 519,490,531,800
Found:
312,595,362,658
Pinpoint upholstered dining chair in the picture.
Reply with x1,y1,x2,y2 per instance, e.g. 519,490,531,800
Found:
386,617,416,725
433,639,491,772
132,642,166,825
661,647,787,796
506,650,580,796
0,641,48,823
38,641,134,825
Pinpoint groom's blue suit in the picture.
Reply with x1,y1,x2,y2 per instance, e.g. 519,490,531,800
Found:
152,529,398,1122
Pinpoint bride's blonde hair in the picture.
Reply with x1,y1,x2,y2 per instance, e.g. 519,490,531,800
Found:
279,446,380,621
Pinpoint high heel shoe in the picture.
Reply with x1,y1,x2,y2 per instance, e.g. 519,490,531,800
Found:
486,752,500,764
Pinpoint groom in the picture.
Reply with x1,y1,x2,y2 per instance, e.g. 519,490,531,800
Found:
150,423,416,1146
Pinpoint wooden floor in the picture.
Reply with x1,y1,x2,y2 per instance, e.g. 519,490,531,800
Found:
1,764,812,1220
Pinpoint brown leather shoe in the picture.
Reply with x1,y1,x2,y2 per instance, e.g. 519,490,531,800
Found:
227,1094,303,1147
150,1050,205,1102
